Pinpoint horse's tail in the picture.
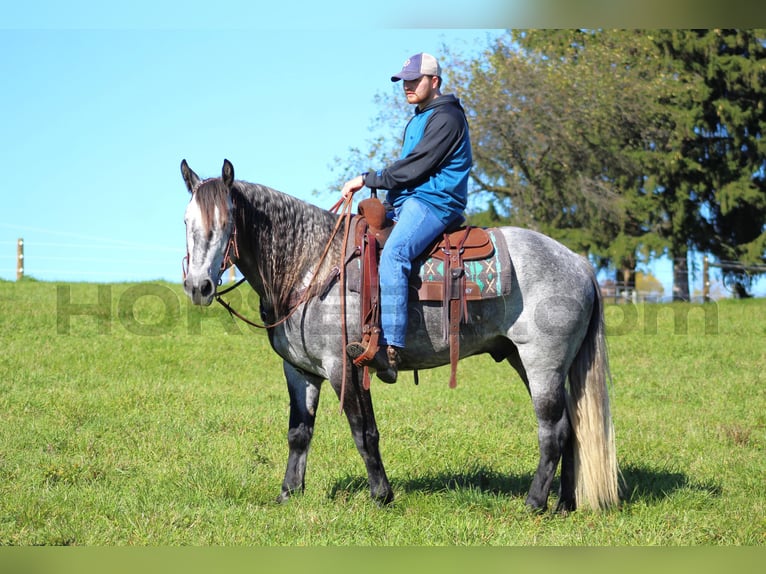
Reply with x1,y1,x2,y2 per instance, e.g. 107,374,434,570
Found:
566,272,620,510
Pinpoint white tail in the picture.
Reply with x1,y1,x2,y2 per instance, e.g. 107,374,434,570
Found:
566,276,620,510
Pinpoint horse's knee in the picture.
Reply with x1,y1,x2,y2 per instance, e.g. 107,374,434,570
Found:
288,423,312,451
363,426,380,449
530,383,570,454
529,380,566,420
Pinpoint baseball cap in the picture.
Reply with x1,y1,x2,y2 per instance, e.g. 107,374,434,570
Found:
391,53,442,82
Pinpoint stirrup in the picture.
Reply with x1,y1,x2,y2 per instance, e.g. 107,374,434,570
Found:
346,342,399,384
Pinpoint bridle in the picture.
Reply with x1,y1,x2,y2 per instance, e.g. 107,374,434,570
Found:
181,196,239,285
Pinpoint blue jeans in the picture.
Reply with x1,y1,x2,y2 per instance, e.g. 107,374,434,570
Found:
379,198,455,348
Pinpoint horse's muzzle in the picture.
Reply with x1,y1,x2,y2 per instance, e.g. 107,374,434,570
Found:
184,276,216,306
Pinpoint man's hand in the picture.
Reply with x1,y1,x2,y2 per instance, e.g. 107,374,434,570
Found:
341,175,365,200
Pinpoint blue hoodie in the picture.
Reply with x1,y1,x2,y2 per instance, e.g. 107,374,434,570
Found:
363,94,472,226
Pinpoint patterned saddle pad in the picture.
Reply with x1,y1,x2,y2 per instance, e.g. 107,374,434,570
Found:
411,228,512,301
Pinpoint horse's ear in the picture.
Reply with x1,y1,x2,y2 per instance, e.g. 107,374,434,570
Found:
222,159,235,189
181,159,200,194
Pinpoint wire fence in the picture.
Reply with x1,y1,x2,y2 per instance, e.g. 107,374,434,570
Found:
599,255,766,303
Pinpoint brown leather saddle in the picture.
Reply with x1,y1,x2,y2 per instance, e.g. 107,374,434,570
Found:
350,197,498,389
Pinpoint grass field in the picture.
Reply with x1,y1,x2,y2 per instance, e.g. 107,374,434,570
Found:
0,278,764,545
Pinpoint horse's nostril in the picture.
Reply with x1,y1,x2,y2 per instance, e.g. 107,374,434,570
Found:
200,279,214,298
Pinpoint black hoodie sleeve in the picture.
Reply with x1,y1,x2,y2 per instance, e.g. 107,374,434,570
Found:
363,101,467,191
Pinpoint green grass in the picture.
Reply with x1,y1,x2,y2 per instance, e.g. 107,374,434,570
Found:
0,278,764,545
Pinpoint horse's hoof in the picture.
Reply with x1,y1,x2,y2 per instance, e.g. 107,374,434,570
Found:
524,499,548,515
372,490,395,507
555,498,576,514
276,491,291,504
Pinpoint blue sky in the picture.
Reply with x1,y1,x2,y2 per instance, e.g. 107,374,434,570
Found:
0,13,501,283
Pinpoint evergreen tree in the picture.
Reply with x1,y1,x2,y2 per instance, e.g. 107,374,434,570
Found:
649,29,766,298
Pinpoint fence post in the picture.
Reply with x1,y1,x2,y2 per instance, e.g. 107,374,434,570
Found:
16,238,24,281
702,256,709,302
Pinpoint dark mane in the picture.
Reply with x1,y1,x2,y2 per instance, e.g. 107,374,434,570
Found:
231,181,340,319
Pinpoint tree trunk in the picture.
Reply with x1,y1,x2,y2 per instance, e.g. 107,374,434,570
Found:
732,281,752,299
672,246,690,302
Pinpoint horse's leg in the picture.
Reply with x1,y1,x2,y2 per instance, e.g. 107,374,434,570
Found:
330,365,393,505
557,418,576,513
277,361,322,503
523,367,571,513
513,355,576,513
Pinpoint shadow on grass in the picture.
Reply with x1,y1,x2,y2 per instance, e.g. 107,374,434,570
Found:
329,464,722,506
329,467,533,502
397,467,533,498
620,464,722,503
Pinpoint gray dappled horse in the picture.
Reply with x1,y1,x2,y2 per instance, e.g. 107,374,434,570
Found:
181,159,619,513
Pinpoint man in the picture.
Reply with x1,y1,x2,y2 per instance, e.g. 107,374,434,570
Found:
341,52,473,383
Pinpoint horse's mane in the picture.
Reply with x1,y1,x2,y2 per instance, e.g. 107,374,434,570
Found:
230,180,340,318
194,179,231,232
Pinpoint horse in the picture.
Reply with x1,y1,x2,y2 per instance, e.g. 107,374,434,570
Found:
180,158,619,513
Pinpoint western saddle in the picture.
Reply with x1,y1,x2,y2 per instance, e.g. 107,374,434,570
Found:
350,196,495,389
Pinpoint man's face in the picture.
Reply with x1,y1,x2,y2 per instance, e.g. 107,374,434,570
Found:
403,75,437,107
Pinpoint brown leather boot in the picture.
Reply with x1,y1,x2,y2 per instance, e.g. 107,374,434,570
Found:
346,343,401,384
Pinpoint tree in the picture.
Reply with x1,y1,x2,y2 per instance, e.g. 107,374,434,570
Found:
648,29,766,298
636,271,665,299
458,29,671,278
693,30,766,296
462,30,766,299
